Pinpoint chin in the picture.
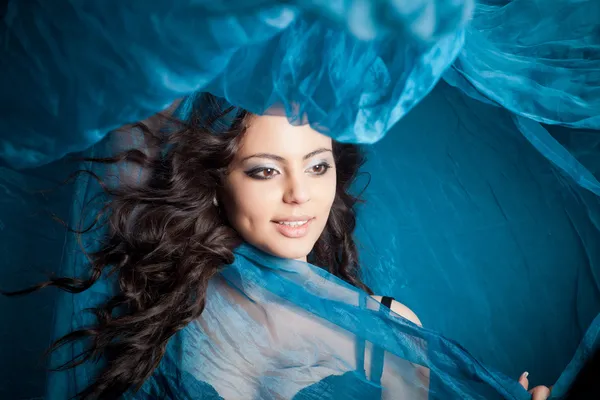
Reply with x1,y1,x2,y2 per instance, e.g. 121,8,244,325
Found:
262,239,315,261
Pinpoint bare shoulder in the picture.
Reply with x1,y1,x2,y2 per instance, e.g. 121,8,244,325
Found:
371,295,422,327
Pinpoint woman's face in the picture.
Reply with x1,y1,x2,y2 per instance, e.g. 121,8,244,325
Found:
222,115,336,261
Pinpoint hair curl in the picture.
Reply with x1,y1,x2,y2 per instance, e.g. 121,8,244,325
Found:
3,93,371,399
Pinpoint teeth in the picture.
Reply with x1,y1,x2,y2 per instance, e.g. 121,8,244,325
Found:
278,220,308,227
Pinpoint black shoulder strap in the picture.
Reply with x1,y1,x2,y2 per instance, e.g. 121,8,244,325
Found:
381,296,393,309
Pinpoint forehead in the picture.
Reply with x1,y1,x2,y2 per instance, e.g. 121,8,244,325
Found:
237,115,332,157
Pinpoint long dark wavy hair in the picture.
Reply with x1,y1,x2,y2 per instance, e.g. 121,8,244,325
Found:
3,93,371,399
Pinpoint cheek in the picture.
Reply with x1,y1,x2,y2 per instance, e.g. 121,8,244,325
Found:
314,178,336,237
223,177,279,229
316,174,337,212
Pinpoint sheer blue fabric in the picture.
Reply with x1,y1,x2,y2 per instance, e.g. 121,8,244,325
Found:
0,0,468,169
1,0,600,399
446,0,600,130
443,0,600,197
122,243,534,400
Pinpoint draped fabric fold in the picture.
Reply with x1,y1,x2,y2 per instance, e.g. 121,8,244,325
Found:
446,0,600,131
123,243,533,399
443,0,600,198
0,0,469,169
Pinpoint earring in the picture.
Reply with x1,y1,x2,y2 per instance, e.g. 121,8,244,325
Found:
212,196,218,207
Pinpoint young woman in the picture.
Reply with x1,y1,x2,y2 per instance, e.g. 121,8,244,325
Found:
6,93,550,399
4,93,427,399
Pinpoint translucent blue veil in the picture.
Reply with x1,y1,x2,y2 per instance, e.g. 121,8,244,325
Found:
1,1,599,399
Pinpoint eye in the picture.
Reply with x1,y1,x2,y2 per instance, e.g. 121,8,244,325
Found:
307,162,331,176
246,167,281,180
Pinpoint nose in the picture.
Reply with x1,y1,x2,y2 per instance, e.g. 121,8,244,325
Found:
282,173,311,205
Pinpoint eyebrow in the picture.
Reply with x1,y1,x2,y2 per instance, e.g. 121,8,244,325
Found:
241,148,332,163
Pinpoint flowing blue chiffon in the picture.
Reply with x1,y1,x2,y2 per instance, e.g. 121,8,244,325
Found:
444,0,600,197
1,0,600,399
0,0,468,169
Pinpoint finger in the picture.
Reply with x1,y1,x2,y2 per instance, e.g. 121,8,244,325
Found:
518,372,529,390
530,386,551,400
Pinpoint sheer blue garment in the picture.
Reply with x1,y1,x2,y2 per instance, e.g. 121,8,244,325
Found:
1,0,600,399
117,244,528,400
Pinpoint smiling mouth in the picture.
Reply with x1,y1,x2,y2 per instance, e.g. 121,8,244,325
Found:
271,218,314,238
275,220,310,227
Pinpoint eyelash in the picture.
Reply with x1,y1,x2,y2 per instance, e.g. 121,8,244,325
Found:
309,162,332,176
245,162,332,180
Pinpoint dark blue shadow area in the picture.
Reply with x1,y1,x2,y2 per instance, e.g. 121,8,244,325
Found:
0,158,76,399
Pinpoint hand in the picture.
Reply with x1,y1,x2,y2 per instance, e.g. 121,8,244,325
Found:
518,372,552,400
